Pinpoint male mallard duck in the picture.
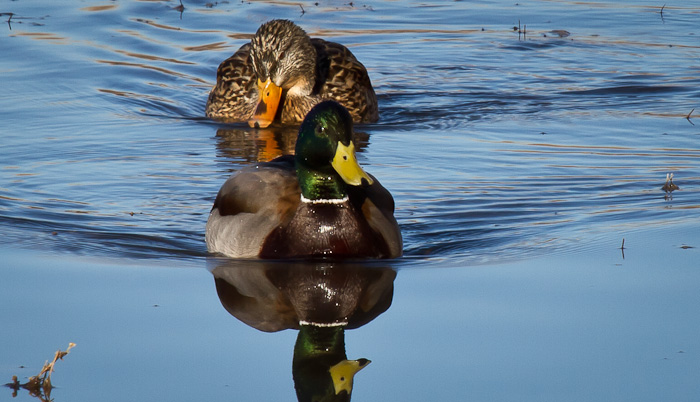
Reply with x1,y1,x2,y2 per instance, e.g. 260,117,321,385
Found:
205,19,379,128
205,101,401,259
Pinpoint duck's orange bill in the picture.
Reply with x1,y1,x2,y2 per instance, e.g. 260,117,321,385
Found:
248,78,282,128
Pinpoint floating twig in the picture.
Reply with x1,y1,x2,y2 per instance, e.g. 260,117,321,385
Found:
662,173,679,193
620,238,625,259
174,0,185,19
516,20,527,41
299,4,305,15
686,108,695,125
0,12,14,30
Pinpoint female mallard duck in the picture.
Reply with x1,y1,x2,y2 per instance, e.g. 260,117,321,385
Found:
205,19,379,128
205,101,401,259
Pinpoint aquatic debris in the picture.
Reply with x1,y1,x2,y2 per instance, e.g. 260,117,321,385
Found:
173,0,185,12
0,12,13,29
173,0,185,19
619,238,625,259
4,343,76,401
686,108,695,125
661,173,679,193
515,20,527,40
548,30,571,38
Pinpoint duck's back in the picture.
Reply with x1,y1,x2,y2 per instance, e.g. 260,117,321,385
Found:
205,156,299,258
311,39,379,123
205,43,258,121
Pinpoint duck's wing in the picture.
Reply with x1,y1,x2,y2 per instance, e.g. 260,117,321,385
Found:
205,43,259,121
347,176,403,258
212,156,298,216
206,155,300,258
311,38,379,123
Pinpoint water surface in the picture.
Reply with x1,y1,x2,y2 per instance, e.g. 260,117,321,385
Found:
2,1,700,401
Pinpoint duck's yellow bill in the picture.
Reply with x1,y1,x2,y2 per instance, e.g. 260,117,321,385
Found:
331,142,374,186
329,359,370,395
248,78,282,128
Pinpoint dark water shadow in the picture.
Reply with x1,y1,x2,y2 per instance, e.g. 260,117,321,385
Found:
561,84,689,97
0,203,209,260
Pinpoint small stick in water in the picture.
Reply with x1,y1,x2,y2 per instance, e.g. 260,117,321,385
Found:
662,173,679,193
620,238,625,259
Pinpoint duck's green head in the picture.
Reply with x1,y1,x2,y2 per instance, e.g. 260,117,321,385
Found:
295,101,373,201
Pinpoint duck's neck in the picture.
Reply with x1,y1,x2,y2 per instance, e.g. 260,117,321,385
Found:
283,94,321,123
296,163,348,202
294,324,346,359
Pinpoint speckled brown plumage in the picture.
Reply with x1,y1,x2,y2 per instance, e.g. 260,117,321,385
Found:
205,43,259,123
205,20,378,126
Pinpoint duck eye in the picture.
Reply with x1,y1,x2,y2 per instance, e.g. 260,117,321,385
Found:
315,124,326,136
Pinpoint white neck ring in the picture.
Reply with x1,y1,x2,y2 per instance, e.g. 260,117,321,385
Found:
300,195,349,204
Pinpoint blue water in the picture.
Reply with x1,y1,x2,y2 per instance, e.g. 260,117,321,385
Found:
2,1,700,401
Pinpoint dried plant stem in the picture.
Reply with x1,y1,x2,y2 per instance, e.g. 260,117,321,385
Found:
5,343,75,400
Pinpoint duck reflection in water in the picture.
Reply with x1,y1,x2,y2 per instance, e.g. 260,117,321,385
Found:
213,125,370,163
210,260,396,401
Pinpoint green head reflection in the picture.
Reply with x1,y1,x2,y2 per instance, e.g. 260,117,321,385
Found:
293,324,370,402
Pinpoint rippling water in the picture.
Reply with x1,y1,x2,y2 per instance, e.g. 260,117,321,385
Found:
2,1,700,401
3,1,699,266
